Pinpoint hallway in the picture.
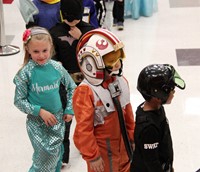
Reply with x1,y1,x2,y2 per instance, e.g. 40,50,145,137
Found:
0,0,200,171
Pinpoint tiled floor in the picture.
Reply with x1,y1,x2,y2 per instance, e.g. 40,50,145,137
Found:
176,49,200,66
169,0,200,8
1,0,200,172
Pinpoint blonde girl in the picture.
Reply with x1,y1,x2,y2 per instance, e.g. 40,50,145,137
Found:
13,26,76,172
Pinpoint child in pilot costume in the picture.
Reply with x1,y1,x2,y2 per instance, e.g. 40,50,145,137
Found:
73,28,135,172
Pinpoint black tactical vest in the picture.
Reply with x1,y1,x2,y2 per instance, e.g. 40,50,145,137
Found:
131,103,173,172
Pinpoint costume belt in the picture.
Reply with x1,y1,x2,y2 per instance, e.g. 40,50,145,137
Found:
70,72,84,83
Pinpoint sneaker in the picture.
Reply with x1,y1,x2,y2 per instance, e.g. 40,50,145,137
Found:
117,22,124,31
113,18,118,27
62,162,71,169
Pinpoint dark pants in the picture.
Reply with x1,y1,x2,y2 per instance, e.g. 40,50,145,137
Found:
59,84,71,163
113,0,124,23
59,82,80,163
62,120,72,163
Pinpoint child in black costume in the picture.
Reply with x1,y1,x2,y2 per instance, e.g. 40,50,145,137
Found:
49,0,94,167
131,64,186,172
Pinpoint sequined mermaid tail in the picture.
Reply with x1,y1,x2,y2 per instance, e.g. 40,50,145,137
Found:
26,110,65,172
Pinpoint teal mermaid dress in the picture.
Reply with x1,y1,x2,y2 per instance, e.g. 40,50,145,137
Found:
13,59,76,172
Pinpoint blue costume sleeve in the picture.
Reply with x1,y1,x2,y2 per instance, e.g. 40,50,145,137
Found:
88,0,99,28
13,68,41,116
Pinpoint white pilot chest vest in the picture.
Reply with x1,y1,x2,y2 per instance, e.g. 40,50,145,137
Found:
81,76,130,126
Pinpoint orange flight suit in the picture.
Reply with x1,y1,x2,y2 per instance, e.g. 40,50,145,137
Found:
73,76,135,172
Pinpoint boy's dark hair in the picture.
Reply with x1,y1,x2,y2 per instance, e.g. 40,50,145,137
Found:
60,0,84,22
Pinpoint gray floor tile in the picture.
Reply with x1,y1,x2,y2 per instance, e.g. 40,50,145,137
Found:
169,0,200,8
176,49,200,66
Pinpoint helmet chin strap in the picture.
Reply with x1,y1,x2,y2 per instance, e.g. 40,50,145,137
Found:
105,60,123,76
109,70,121,76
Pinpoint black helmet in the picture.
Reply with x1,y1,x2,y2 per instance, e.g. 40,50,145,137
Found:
137,64,186,103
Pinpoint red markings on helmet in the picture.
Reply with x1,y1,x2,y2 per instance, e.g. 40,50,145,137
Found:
96,39,108,50
96,71,104,79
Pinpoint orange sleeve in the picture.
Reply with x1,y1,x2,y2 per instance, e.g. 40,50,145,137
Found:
73,85,101,162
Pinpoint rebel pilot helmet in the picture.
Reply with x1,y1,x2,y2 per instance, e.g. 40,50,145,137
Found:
76,28,125,86
137,64,186,104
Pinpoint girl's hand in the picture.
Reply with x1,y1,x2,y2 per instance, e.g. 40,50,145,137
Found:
89,157,105,172
39,108,58,126
63,114,73,122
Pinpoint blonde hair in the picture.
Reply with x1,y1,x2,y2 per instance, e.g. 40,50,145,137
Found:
21,27,55,68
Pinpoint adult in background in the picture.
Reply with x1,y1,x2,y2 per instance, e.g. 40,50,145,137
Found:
124,0,158,20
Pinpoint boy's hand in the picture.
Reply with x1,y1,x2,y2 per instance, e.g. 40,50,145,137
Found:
89,157,105,172
69,26,82,40
132,143,135,151
39,108,58,126
63,114,73,122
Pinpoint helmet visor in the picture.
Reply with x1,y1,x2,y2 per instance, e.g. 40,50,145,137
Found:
166,64,186,90
174,70,186,89
103,49,125,69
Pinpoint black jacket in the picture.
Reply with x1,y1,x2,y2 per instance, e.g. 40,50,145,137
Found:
131,103,173,172
50,21,94,73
